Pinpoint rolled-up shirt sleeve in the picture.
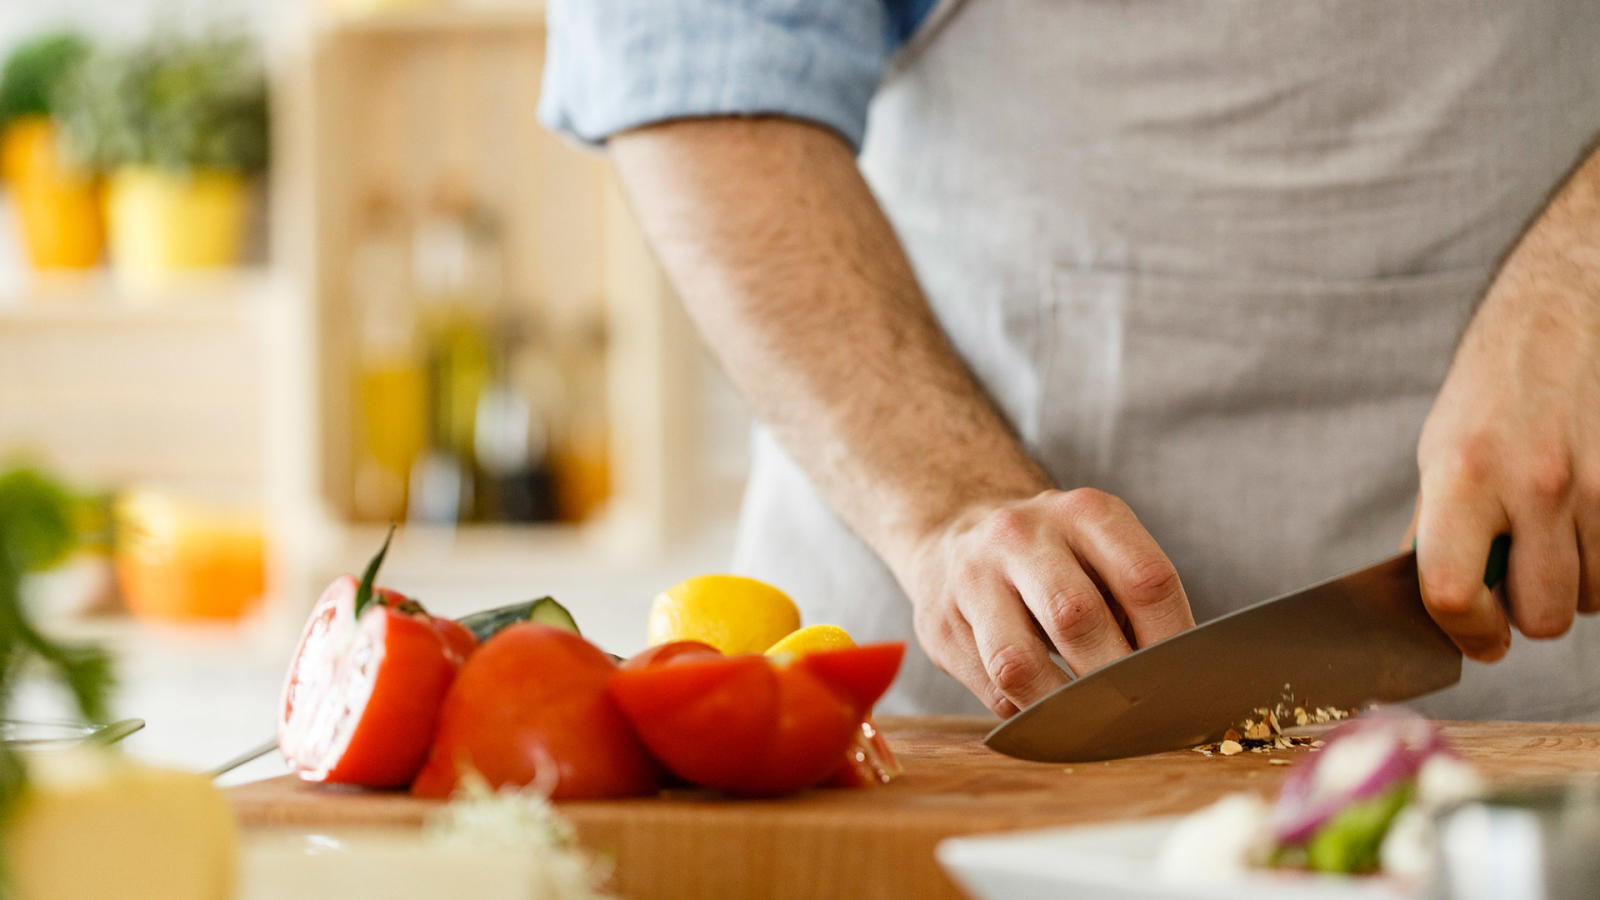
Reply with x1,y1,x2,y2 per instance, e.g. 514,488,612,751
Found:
538,0,893,150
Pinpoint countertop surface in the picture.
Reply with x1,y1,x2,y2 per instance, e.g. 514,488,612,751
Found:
232,716,1600,900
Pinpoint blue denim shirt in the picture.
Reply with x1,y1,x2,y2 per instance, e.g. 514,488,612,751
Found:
538,0,939,150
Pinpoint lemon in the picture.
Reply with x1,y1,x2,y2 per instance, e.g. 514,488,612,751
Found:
765,624,856,659
647,574,801,655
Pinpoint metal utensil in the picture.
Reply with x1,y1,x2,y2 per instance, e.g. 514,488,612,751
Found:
208,737,278,779
984,550,1464,762
1,717,145,748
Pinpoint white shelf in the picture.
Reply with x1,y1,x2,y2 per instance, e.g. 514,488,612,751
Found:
0,269,278,329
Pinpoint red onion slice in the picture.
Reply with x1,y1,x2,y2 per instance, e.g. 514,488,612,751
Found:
1271,707,1446,845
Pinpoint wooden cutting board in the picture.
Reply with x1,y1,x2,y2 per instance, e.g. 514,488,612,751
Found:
230,716,1600,900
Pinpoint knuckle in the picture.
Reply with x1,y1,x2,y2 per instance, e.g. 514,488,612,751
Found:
1421,572,1481,618
984,643,1044,695
912,607,957,650
1120,557,1183,607
1524,447,1574,505
953,558,988,591
1042,587,1105,643
1060,487,1115,521
982,506,1032,545
1434,438,1495,488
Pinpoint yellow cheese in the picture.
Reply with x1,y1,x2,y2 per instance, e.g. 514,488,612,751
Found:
7,747,236,900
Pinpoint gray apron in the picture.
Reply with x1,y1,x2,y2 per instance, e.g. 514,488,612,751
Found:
734,0,1600,719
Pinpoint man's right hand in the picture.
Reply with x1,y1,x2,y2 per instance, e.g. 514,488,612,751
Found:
901,488,1196,718
610,118,1194,718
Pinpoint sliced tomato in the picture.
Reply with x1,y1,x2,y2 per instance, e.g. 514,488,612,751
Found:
826,719,904,788
796,642,904,713
277,588,460,787
610,653,777,790
621,639,721,670
411,624,660,800
607,642,906,797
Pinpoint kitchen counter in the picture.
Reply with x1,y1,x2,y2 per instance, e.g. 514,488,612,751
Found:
230,716,1600,900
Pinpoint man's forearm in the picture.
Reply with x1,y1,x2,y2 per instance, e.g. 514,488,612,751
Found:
609,117,1047,568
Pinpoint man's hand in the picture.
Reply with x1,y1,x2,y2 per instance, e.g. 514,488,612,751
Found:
902,489,1194,717
1413,144,1600,659
610,118,1195,716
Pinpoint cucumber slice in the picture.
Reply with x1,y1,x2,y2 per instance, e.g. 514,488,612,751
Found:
527,596,580,634
456,596,581,642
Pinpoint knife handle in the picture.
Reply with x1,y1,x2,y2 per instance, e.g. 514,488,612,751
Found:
1482,534,1510,590
1413,533,1510,590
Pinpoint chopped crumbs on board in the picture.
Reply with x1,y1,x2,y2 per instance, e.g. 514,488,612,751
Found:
1189,703,1359,758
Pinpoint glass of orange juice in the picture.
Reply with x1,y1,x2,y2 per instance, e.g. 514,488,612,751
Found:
113,487,266,622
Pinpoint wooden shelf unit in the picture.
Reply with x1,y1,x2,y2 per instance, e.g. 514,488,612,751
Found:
279,5,700,591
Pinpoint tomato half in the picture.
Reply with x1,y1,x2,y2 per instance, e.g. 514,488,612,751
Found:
607,642,905,797
621,639,721,670
411,624,661,800
277,576,462,787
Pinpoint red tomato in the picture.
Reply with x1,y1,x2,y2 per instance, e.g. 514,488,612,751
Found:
278,576,461,787
621,639,720,670
607,642,905,797
431,617,479,666
826,719,904,788
411,624,661,800
796,643,905,712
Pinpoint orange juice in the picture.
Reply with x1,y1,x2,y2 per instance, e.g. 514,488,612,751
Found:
114,490,265,622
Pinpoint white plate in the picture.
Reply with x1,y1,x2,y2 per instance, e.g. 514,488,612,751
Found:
937,817,1414,900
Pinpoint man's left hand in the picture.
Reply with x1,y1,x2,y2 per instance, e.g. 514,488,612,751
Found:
1412,146,1600,661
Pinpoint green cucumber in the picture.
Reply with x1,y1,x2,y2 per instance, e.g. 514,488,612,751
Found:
457,596,580,642
527,596,580,634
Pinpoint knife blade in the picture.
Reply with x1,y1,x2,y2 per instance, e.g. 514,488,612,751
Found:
983,550,1462,762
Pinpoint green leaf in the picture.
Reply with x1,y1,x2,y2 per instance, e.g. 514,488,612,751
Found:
53,30,268,173
0,32,89,129
0,465,115,861
353,524,397,619
0,469,78,573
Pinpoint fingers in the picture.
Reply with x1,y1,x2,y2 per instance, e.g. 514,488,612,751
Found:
1053,489,1195,645
957,575,1071,712
1416,472,1512,661
1502,508,1579,639
1006,544,1132,675
914,606,1018,718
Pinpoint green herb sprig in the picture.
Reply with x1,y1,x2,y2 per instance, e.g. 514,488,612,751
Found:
0,32,89,132
0,467,115,877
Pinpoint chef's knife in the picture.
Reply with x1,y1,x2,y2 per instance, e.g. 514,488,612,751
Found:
984,540,1509,763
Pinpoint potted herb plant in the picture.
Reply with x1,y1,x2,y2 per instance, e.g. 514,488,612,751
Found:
0,32,102,270
56,32,268,287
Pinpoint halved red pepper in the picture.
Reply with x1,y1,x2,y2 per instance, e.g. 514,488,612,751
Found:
608,642,905,797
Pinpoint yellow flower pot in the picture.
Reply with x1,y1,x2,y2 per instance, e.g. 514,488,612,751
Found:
106,167,250,288
0,116,105,270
